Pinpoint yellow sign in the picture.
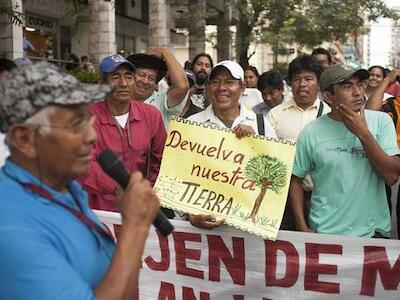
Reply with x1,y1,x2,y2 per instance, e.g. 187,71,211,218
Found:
154,118,296,240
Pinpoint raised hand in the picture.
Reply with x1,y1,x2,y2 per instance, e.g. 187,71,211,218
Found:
338,104,369,138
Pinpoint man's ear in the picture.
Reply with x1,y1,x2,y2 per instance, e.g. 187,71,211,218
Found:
8,125,38,158
322,90,333,106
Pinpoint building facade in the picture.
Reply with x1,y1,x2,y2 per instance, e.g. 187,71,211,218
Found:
0,0,190,65
1,0,235,66
390,6,400,68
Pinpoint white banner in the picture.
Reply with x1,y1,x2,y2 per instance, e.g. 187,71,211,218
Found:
95,210,400,300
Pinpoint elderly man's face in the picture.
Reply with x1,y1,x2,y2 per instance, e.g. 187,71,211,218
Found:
102,65,135,104
207,69,245,113
31,104,96,184
132,67,158,101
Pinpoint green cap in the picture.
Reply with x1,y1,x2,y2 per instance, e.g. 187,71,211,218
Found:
319,63,370,92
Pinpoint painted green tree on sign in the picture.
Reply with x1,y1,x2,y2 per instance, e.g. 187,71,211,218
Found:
244,154,287,223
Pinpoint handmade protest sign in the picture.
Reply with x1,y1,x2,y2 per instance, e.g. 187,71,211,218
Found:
154,117,296,240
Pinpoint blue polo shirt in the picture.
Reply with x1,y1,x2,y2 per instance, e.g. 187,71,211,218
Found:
0,159,115,299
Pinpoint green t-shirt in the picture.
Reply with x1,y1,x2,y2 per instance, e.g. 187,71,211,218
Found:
293,110,399,237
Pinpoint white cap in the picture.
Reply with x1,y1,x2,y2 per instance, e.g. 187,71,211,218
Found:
210,60,244,81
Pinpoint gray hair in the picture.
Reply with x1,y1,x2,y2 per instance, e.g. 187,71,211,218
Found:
0,61,112,133
5,106,57,149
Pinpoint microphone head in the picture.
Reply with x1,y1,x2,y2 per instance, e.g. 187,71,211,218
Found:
97,150,120,171
97,150,130,188
97,149,174,236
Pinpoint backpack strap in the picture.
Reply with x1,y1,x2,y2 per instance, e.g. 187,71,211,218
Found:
256,113,265,136
316,101,324,118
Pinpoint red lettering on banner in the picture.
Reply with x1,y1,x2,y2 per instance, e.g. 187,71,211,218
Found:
157,282,213,300
304,243,342,294
360,246,400,296
158,281,176,299
182,287,211,299
174,232,204,279
144,230,170,271
207,235,245,285
264,240,299,287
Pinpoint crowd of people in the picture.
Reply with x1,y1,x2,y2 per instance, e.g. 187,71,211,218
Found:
0,46,400,298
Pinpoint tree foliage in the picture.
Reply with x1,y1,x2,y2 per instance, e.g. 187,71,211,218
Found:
0,0,24,25
244,154,287,193
233,0,398,68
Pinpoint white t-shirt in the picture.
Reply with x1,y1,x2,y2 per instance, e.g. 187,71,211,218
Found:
188,103,277,138
239,88,263,110
114,112,129,128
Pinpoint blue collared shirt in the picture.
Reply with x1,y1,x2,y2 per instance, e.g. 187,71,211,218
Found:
0,159,115,300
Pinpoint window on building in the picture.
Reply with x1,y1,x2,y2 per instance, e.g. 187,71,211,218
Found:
142,0,149,23
117,34,136,56
115,0,126,15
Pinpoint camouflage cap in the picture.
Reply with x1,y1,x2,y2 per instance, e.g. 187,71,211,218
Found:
0,61,113,133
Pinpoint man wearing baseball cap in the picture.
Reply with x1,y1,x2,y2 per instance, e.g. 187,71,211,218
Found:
188,60,276,137
187,60,276,229
290,63,400,238
127,48,189,129
80,54,167,212
0,61,160,299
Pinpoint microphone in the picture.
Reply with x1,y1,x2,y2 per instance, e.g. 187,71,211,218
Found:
97,149,174,236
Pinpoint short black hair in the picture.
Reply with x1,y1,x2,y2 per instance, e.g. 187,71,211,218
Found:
191,53,214,69
184,60,192,70
311,47,332,64
0,58,17,73
245,66,260,78
257,70,284,92
368,65,387,78
288,55,323,83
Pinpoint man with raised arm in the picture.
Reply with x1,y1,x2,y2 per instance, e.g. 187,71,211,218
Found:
127,48,189,129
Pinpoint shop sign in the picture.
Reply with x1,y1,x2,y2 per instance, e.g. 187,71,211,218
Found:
27,15,54,29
